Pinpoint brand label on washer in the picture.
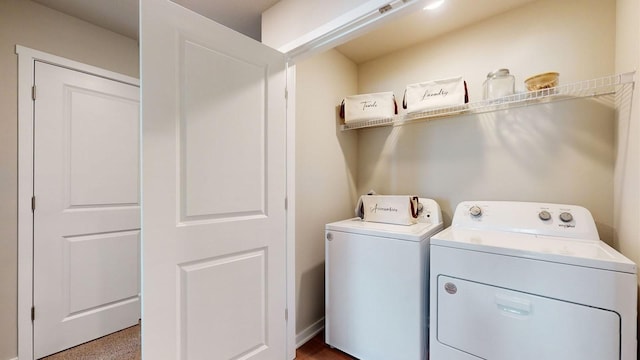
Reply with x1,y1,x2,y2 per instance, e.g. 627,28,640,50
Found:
444,282,457,294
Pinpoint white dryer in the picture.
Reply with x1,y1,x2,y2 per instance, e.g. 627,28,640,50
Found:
430,201,637,360
325,198,443,360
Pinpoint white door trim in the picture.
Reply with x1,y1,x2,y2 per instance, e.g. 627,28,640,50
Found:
285,63,297,360
16,45,139,360
281,0,423,61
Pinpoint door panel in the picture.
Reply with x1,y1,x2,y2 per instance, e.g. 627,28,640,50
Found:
65,231,139,314
68,89,139,206
180,250,267,359
33,61,140,358
141,1,287,359
181,40,265,220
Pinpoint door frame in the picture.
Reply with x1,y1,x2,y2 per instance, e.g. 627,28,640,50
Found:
16,45,139,360
281,1,424,356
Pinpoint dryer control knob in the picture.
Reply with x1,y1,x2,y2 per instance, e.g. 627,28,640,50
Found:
538,210,551,221
469,205,482,217
559,212,573,223
326,232,333,241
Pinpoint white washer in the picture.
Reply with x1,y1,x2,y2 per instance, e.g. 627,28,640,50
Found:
430,201,638,360
325,198,443,360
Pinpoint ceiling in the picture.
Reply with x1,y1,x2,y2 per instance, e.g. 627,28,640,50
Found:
336,0,536,63
32,0,281,41
31,0,536,63
33,0,140,39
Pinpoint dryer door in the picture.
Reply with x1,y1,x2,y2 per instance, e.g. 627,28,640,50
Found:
436,276,620,360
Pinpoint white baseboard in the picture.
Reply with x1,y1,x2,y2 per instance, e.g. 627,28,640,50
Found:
295,317,325,348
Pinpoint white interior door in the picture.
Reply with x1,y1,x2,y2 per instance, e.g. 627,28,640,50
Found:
33,61,140,358
140,1,287,359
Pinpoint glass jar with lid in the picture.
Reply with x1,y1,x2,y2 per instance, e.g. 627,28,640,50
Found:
483,69,515,101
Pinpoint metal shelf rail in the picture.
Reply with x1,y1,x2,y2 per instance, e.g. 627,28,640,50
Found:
340,72,635,131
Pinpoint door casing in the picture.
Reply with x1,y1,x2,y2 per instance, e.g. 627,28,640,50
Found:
280,1,424,356
16,45,140,360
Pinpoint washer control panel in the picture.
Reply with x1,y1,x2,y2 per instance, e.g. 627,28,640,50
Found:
417,198,443,225
453,201,599,240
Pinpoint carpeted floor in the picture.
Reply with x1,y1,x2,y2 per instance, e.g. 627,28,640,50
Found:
40,324,140,360
40,326,347,360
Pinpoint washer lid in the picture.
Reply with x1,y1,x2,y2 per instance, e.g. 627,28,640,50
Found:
431,228,637,273
326,218,444,241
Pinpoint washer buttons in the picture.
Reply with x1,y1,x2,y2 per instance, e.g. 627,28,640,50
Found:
469,205,482,217
538,210,551,221
559,212,573,223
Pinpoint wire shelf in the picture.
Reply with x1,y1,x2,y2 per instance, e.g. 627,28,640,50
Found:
340,72,635,131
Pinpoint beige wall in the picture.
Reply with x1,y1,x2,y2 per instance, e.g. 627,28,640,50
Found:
294,49,358,334
287,0,621,340
358,0,615,100
355,0,617,241
614,0,640,317
0,1,138,358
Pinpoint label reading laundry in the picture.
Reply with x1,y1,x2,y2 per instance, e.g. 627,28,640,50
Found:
370,204,398,213
422,88,449,100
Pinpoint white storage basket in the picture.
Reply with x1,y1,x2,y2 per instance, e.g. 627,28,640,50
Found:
403,76,468,113
340,91,397,123
356,195,419,225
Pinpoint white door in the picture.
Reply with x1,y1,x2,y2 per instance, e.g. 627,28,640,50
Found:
140,1,287,359
33,61,140,358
